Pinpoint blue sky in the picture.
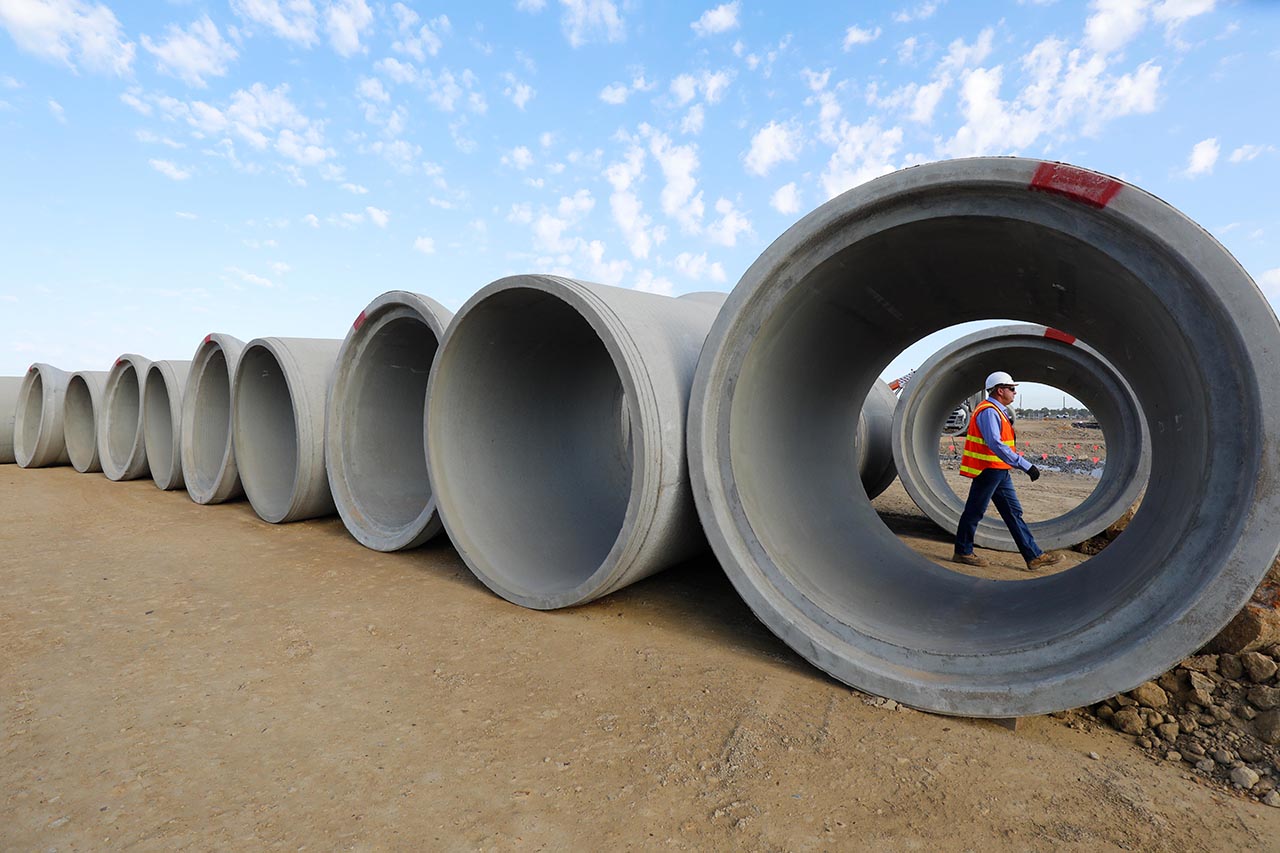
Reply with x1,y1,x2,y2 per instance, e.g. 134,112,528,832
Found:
1,0,1277,408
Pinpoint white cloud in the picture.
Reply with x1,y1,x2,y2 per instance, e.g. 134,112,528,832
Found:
341,181,368,193
503,72,535,109
600,83,629,104
674,251,727,282
560,0,625,48
149,158,191,180
670,74,697,105
649,129,704,234
631,269,674,296
413,235,436,254
1085,0,1151,55
303,213,320,227
770,182,801,214
605,144,664,259
681,104,705,135
898,36,919,63
706,197,751,247
691,2,739,37
357,76,389,103
1260,268,1280,302
325,0,372,56
1184,137,1219,177
0,0,135,75
227,265,274,288
503,145,534,169
893,1,943,23
175,211,197,220
1229,144,1271,163
47,98,65,122
821,119,902,198
558,188,595,217
744,120,803,176
391,6,450,60
670,69,731,106
516,0,547,10
141,15,237,87
230,0,319,46
365,205,389,227
375,57,419,84
843,26,882,50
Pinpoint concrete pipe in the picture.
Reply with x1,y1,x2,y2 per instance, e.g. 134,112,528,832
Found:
15,363,71,468
893,325,1149,552
100,355,153,481
233,337,342,523
181,334,246,505
426,277,726,610
858,380,898,500
143,360,191,491
1,377,21,464
326,291,454,551
688,157,1280,717
63,371,110,473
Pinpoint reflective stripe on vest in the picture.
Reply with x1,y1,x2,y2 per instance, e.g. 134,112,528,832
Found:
959,400,1016,479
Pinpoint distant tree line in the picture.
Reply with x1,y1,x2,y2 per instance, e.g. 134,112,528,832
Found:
1016,406,1092,420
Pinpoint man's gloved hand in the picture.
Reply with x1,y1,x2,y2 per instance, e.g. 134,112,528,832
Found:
1027,465,1041,482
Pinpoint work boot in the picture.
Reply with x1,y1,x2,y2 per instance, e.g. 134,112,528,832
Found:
952,551,989,568
1026,551,1065,571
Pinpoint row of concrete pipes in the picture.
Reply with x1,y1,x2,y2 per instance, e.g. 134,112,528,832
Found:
3,158,1278,719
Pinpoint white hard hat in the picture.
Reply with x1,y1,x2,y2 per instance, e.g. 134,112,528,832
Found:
985,371,1017,390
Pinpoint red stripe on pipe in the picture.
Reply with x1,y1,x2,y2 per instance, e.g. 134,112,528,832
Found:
353,310,367,331
1029,162,1122,209
1044,327,1077,345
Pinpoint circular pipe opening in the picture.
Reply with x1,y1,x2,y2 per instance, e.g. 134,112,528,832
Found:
234,346,299,522
64,375,97,470
107,366,141,468
144,367,175,483
191,348,232,495
430,287,634,599
691,158,1280,716
19,372,43,458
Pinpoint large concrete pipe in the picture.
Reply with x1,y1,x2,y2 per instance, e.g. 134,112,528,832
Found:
143,360,191,491
688,158,1280,717
1,377,21,464
893,324,1149,551
426,277,726,610
100,355,152,481
15,363,71,468
63,371,110,473
859,380,898,500
326,291,454,551
181,334,246,505
232,337,342,523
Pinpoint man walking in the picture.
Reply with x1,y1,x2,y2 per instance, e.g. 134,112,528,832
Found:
953,371,1063,571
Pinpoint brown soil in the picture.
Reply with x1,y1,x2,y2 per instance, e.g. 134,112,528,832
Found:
3,465,1275,851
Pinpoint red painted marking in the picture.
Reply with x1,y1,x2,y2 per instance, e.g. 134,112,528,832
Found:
353,310,368,331
1041,453,1048,460
1029,162,1123,209
115,359,123,366
1057,443,1063,449
1075,444,1082,449
1044,327,1077,345
203,334,213,345
1092,456,1100,464
1066,455,1074,462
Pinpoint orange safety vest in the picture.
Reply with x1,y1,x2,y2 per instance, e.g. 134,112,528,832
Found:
959,400,1018,479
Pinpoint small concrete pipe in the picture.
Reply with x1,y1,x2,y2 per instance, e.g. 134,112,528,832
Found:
326,291,454,551
233,337,342,523
63,371,110,473
893,325,1149,552
858,380,898,500
182,334,246,505
100,355,153,481
688,157,1280,717
15,363,71,468
426,277,726,610
1,377,21,464
143,360,191,491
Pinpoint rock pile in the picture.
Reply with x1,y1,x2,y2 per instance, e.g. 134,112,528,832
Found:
1090,648,1280,805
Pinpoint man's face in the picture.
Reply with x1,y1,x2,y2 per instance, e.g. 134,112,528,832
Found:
993,384,1017,405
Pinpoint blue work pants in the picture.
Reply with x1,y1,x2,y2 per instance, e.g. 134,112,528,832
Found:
955,468,1042,562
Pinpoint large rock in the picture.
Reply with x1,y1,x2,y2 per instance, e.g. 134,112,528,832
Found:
1242,651,1278,683
1186,671,1216,707
1207,580,1280,654
1248,685,1280,710
1111,706,1146,735
1257,710,1280,745
1130,681,1168,709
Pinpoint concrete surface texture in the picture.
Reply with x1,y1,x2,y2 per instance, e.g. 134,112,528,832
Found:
181,334,246,506
426,276,726,610
326,291,453,552
688,157,1280,717
2,466,1276,851
14,363,70,469
232,337,342,524
0,376,22,464
62,371,110,473
99,355,153,482
892,324,1149,552
143,360,192,492
857,379,898,500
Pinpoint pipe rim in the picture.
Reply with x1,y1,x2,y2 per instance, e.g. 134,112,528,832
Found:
64,371,105,473
100,355,152,481
327,291,450,551
891,324,1150,552
232,339,307,524
182,334,244,505
427,274,660,610
688,157,1280,716
15,363,69,469
143,361,186,491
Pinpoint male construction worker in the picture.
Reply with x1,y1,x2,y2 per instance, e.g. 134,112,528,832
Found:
953,371,1064,571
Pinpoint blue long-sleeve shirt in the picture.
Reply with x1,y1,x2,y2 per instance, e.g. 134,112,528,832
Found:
975,396,1032,472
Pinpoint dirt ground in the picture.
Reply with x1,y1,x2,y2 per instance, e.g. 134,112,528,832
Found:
3,464,1275,851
